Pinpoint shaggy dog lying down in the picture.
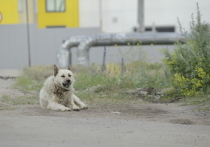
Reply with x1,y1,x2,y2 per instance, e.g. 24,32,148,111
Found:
39,65,88,111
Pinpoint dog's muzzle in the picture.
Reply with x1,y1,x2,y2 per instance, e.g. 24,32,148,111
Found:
63,80,71,88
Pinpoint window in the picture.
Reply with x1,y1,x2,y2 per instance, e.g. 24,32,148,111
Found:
18,0,23,12
145,26,175,32
46,0,65,12
156,26,175,32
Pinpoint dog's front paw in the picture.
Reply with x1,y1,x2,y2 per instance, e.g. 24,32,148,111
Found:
72,105,80,111
61,107,71,111
80,104,88,110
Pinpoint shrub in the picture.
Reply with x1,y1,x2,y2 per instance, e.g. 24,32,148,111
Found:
162,3,210,96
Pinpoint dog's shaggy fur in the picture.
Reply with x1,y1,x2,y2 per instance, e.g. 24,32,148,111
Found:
39,65,88,111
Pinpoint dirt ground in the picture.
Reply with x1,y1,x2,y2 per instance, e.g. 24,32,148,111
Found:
0,78,210,147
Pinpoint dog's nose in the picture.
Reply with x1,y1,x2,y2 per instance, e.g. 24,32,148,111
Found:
67,79,71,83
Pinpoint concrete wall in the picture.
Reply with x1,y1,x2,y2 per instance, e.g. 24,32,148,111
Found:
70,45,174,66
145,0,210,32
0,24,175,69
79,0,138,32
0,25,29,69
0,24,100,69
79,0,210,33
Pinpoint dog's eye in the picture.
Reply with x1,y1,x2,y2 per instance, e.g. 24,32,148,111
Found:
68,74,71,77
61,75,65,78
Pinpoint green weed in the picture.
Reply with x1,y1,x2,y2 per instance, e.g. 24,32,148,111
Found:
162,3,210,97
0,104,14,110
1,95,10,99
14,75,43,93
1,95,38,105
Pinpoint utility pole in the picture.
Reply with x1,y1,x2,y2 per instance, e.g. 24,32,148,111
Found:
25,0,31,67
137,0,144,32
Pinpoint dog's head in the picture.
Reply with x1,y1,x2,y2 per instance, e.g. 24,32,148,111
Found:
53,65,75,90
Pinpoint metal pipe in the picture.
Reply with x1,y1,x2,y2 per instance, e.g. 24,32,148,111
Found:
77,32,184,66
61,35,87,49
57,32,184,67
57,35,87,67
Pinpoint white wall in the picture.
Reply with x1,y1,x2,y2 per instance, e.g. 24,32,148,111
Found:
79,0,138,32
101,0,138,33
145,0,210,32
79,0,210,33
79,0,100,27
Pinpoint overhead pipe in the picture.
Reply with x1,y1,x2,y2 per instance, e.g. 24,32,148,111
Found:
57,35,87,67
61,35,87,49
76,32,184,66
57,32,184,67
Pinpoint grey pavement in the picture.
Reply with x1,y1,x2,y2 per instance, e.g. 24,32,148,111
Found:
0,115,210,147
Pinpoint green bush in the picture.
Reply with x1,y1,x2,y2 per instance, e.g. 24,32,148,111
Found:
162,3,210,96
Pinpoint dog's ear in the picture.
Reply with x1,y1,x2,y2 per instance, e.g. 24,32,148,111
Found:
68,65,72,71
54,65,59,76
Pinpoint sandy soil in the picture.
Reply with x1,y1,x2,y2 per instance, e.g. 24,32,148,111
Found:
0,78,210,147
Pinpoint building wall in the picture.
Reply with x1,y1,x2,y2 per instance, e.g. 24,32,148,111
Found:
145,0,210,32
79,0,210,33
1,0,209,31
0,0,79,27
37,0,79,28
79,0,100,28
79,0,137,32
18,0,35,24
0,0,19,24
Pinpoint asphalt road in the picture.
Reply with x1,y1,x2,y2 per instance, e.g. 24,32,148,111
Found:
0,115,210,147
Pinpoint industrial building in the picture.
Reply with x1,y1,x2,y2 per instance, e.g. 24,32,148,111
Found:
0,0,209,69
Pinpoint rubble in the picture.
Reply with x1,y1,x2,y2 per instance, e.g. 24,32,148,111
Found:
126,87,174,101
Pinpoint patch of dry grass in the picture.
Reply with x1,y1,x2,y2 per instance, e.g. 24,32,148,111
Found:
7,63,210,112
13,63,168,104
1,94,39,106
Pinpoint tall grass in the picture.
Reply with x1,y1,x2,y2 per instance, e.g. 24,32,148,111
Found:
14,59,168,102
74,61,168,91
14,66,52,93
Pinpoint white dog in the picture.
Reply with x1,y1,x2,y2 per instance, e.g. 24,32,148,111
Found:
39,65,88,111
